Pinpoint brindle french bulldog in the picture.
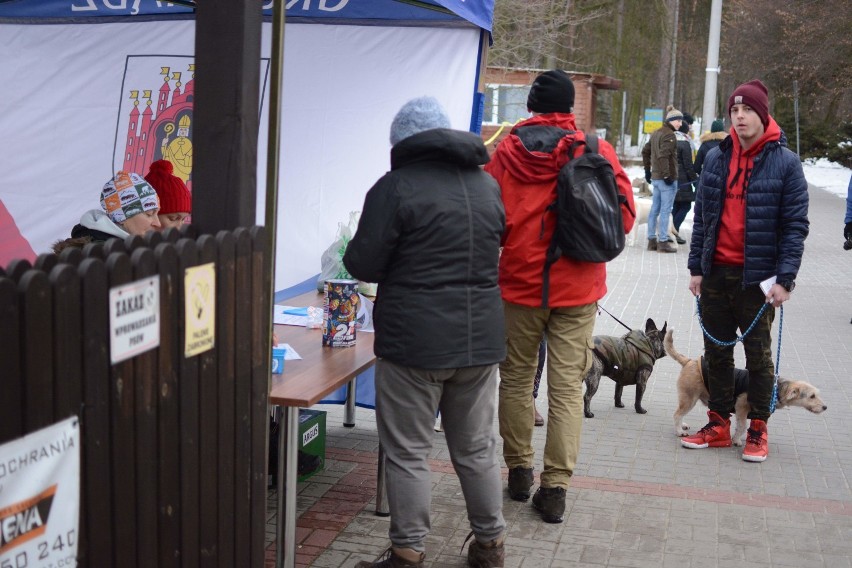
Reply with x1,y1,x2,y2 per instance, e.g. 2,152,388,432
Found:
583,318,667,418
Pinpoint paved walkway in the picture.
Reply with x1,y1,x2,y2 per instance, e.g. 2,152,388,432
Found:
266,183,852,567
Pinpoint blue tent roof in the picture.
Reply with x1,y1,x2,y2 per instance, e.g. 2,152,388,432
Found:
0,0,493,32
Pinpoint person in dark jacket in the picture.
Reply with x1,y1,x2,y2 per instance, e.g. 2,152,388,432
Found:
672,115,699,244
344,97,506,568
641,105,683,252
682,79,809,463
694,118,727,177
52,171,161,253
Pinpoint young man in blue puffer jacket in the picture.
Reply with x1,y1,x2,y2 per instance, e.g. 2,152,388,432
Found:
682,79,809,463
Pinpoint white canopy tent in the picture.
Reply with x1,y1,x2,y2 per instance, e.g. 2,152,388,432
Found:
0,0,493,295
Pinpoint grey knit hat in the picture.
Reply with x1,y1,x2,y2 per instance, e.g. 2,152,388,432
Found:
389,96,451,146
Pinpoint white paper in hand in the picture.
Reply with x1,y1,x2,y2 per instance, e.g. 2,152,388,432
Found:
759,275,776,296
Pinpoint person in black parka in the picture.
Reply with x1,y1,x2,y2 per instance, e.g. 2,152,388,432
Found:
672,114,699,244
344,97,507,568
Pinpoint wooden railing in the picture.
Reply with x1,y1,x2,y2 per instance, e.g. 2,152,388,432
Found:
0,226,271,568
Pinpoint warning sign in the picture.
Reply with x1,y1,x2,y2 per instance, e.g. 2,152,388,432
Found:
184,262,216,357
109,276,160,364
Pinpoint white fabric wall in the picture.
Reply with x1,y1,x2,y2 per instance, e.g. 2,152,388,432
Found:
0,19,482,291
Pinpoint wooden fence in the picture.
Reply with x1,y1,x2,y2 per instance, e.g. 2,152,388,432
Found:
0,226,272,568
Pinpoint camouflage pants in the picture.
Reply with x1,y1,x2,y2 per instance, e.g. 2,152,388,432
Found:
700,265,776,421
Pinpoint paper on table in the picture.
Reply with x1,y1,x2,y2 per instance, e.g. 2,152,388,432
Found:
759,275,776,296
273,305,309,326
276,343,301,360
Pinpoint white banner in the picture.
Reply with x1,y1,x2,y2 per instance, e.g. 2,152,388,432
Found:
0,417,80,568
0,20,482,293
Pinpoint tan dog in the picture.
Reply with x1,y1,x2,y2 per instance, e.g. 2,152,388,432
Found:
664,330,827,445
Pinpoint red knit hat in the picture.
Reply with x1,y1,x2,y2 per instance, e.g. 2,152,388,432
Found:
728,79,769,127
144,160,192,215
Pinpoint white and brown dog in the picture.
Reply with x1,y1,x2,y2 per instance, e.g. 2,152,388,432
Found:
664,330,827,445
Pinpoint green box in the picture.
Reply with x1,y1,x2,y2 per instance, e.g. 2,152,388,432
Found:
298,409,326,481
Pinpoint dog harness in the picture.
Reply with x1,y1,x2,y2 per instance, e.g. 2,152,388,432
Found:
592,330,658,384
699,356,750,397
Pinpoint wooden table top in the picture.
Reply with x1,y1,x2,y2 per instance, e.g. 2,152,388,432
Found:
269,290,376,407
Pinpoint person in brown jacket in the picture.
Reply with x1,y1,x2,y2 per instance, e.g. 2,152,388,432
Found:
641,105,683,253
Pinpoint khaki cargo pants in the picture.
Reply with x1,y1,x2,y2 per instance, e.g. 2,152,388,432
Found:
498,300,596,489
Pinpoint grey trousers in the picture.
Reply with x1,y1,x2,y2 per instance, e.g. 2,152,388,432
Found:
375,358,505,552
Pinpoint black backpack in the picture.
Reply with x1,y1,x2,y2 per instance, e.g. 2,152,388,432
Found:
541,134,630,307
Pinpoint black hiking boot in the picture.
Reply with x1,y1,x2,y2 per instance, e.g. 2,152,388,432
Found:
355,548,425,568
532,486,566,523
507,467,534,501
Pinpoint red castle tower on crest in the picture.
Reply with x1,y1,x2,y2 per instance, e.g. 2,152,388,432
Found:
123,65,194,191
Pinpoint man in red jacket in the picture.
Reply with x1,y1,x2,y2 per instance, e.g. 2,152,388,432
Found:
485,69,635,523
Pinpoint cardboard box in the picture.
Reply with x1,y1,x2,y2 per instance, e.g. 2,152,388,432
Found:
298,409,326,481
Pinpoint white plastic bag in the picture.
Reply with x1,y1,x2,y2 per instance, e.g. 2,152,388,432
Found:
317,211,360,291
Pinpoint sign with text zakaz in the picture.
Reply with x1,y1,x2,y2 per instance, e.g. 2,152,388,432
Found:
0,417,80,568
109,275,160,364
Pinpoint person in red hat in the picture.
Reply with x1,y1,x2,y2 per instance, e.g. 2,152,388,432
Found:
144,159,192,231
682,79,809,463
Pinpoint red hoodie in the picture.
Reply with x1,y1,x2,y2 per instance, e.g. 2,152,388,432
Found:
485,113,635,308
714,118,782,266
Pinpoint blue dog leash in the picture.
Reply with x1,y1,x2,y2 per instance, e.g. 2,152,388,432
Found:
695,296,783,413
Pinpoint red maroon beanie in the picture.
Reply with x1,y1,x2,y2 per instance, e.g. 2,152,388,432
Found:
728,79,769,127
144,160,192,215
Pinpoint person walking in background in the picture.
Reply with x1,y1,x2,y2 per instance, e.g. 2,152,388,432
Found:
682,79,809,462
671,113,699,245
642,105,683,253
485,69,635,523
844,173,852,245
532,338,546,426
52,171,161,252
144,159,193,231
344,97,506,568
695,118,727,177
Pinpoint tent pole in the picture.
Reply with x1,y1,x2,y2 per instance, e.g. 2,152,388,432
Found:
266,3,288,567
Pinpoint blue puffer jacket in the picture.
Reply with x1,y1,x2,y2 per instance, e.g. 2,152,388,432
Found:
687,131,809,286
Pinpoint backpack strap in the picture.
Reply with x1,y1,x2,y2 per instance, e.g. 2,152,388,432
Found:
584,132,599,154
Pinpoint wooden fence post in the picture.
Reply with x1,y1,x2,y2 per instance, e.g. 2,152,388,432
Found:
78,257,112,568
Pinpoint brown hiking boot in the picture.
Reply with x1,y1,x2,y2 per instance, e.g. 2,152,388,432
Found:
464,532,505,568
657,240,677,253
507,466,533,501
647,238,657,251
532,486,566,523
355,548,425,568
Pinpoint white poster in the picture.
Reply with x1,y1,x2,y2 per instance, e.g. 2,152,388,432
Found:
0,417,80,568
109,275,161,364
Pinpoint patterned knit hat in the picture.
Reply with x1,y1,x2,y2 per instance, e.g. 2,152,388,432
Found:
144,160,192,215
665,105,684,122
101,171,160,224
728,79,769,127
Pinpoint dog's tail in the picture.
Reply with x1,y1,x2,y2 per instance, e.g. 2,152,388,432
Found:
663,329,691,368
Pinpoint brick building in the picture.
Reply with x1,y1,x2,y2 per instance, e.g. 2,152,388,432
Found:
480,66,621,154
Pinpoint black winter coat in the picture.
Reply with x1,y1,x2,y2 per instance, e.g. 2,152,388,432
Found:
687,131,809,286
343,128,506,369
694,131,726,177
675,132,698,202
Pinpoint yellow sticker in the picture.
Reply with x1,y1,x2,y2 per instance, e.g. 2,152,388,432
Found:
184,262,216,357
